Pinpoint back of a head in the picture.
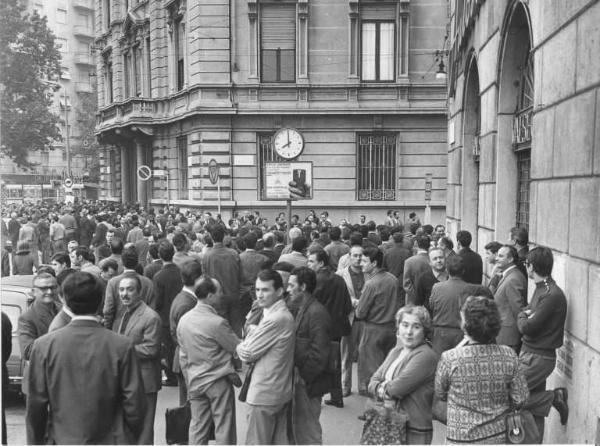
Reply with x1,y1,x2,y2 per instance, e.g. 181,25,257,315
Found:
329,226,341,241
180,260,203,286
148,243,159,260
416,235,431,251
409,222,420,235
288,227,302,241
74,246,93,263
172,232,187,251
158,240,175,262
392,231,404,243
349,231,363,247
122,247,139,269
111,238,124,255
511,227,529,246
101,259,118,273
142,227,152,237
359,225,369,238
244,232,258,250
195,277,217,300
210,225,226,243
262,233,275,248
461,295,501,344
292,236,307,253
62,272,103,315
422,224,434,235
367,221,376,232
526,246,553,277
446,255,465,278
456,230,472,248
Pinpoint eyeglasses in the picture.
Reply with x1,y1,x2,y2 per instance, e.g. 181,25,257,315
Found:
34,285,58,292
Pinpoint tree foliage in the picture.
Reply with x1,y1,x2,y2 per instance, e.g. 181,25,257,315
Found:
0,0,63,168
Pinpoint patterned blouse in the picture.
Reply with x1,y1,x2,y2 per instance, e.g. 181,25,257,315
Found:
435,343,529,444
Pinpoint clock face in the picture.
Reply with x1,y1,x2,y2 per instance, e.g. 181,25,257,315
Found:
274,128,304,160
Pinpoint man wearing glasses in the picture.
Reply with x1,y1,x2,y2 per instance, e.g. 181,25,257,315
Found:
18,272,62,396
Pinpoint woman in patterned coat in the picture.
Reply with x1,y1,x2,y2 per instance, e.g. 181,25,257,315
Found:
435,296,529,444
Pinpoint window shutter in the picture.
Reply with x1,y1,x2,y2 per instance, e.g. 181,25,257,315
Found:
261,4,296,50
361,3,397,20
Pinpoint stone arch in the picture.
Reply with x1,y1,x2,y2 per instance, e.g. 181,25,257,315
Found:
460,50,481,247
495,0,533,240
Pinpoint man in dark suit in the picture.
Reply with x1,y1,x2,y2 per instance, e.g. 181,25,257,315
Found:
429,256,491,354
18,272,62,396
169,260,204,405
402,235,431,304
143,243,163,280
307,249,352,408
382,231,412,307
456,230,483,284
153,240,183,386
114,275,162,445
493,245,527,352
26,272,146,444
413,247,448,311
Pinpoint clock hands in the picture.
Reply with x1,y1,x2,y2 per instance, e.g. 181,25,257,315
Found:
282,131,291,148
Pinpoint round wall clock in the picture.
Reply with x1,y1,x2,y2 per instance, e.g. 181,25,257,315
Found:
273,128,304,160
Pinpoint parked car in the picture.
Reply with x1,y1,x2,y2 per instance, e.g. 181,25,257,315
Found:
1,275,34,393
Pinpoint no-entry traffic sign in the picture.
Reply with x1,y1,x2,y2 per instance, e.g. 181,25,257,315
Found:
137,165,152,181
208,159,220,185
64,178,73,188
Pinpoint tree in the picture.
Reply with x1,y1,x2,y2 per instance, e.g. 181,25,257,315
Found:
0,0,63,169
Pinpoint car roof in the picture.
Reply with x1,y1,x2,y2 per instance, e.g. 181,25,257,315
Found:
1,275,34,289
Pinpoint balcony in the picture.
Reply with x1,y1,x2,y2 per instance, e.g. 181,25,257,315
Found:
74,53,95,66
73,0,93,11
74,25,94,40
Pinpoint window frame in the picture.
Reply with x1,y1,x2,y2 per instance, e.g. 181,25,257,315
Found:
259,2,297,84
257,132,288,200
356,132,398,201
360,19,397,82
177,135,189,200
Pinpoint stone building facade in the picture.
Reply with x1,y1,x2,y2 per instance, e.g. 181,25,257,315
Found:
446,0,600,442
94,0,448,223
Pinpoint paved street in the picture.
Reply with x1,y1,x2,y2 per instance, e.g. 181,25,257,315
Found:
5,365,446,444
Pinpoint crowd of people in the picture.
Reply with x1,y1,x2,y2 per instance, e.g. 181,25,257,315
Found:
0,200,570,445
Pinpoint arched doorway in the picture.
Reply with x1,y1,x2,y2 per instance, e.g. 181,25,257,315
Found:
496,1,533,239
461,54,481,246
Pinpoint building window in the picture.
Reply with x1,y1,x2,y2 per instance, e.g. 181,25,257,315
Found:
357,134,397,200
361,21,395,81
123,52,131,97
257,133,286,200
103,0,111,30
104,53,113,103
56,7,67,24
145,37,152,96
177,136,188,200
260,3,296,83
133,45,142,97
109,150,117,197
174,18,185,91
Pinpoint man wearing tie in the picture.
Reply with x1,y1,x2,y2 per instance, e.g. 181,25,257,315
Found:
114,275,162,445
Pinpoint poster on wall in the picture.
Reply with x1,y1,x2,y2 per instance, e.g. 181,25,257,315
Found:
265,162,313,200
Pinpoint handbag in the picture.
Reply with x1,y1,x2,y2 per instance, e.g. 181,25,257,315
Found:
165,402,216,445
360,399,409,445
165,403,191,445
238,363,255,402
505,410,539,444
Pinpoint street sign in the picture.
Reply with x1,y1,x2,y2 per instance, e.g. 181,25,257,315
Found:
424,173,433,201
208,159,220,185
137,165,152,181
64,177,73,188
153,169,167,177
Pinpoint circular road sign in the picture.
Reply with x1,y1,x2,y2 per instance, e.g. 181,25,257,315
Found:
137,165,152,181
208,159,220,185
64,178,73,188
